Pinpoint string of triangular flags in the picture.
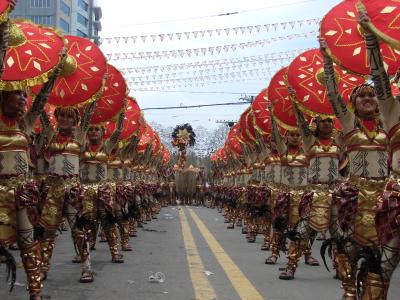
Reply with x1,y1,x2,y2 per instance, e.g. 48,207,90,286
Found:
106,31,317,60
125,65,278,82
130,77,271,92
100,17,321,44
119,48,310,74
127,68,274,86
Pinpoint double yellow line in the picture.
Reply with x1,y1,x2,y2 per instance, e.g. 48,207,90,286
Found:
179,207,264,300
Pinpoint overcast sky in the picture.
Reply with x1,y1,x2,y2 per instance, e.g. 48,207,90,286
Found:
99,0,341,129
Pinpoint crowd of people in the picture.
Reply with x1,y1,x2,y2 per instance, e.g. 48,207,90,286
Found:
209,1,400,299
0,1,174,299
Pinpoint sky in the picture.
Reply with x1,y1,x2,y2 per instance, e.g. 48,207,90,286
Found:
98,0,342,129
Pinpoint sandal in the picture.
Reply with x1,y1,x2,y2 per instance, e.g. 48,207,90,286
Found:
305,256,320,266
261,243,270,251
265,255,278,265
112,254,124,263
247,236,256,243
279,269,295,280
122,244,133,251
80,269,94,283
72,255,81,263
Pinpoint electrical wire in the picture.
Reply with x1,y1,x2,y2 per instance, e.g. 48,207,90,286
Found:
142,101,251,110
108,0,319,27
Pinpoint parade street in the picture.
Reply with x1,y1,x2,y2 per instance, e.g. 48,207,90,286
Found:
1,206,399,300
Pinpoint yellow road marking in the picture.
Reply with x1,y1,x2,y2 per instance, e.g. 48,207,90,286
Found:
188,208,264,300
179,208,217,300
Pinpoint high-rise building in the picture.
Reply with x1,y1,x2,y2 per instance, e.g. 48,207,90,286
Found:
11,0,102,44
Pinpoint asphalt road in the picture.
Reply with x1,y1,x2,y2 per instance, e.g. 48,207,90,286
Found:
1,206,399,300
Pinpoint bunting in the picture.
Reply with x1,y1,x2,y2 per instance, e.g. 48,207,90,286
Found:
118,48,310,75
105,31,317,60
99,18,321,45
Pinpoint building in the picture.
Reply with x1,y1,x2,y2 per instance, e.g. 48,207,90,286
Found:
11,0,102,44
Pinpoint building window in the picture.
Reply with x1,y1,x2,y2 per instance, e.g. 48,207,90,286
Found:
30,0,51,8
77,13,88,27
59,18,70,32
78,0,88,11
29,15,54,25
60,1,70,16
76,29,87,37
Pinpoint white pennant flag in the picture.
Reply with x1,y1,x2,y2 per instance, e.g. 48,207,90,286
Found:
106,53,112,60
233,27,240,34
193,31,199,38
186,49,192,57
151,35,157,42
264,24,270,31
122,36,129,43
98,38,104,44
247,26,253,33
224,28,230,35
106,38,112,44
140,35,147,43
176,33,182,40
199,30,206,37
239,27,246,34
272,23,278,30
131,36,137,43
178,50,185,57
223,45,230,53
314,18,320,25
158,34,165,42
115,53,120,60
216,46,222,54
208,47,214,54
207,30,213,37
289,21,296,28
201,48,207,55
168,33,174,40
193,48,200,56
280,22,287,30
184,32,190,39
255,25,261,32
307,19,313,25
231,45,237,52
216,29,222,36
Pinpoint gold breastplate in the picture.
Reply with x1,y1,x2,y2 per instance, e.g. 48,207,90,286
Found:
0,118,29,152
49,139,81,156
344,128,388,153
81,146,108,164
280,151,308,167
265,153,280,165
108,157,123,168
308,139,341,159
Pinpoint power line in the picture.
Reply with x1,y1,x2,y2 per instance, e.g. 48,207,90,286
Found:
142,101,250,111
108,0,319,27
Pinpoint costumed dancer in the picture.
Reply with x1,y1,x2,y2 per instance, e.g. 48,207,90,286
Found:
38,95,100,282
320,29,389,298
268,109,319,280
81,106,126,264
0,45,64,300
264,141,284,261
356,6,400,299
